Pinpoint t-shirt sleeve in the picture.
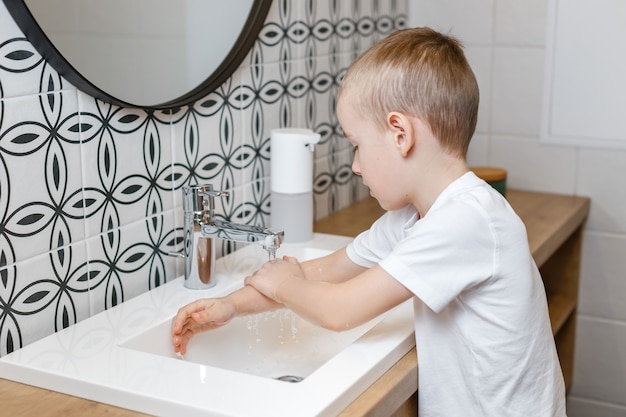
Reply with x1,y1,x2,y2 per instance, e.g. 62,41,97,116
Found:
346,206,412,268
350,200,497,314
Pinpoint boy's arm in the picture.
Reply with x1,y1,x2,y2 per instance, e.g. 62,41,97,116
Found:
300,247,368,283
245,249,413,331
172,247,362,354
171,285,281,354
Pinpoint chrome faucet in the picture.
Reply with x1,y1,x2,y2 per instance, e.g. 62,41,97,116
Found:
174,184,284,290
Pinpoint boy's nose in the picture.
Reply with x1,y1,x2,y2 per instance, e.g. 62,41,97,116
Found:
351,159,361,176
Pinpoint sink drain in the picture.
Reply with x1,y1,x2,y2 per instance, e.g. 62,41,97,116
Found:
275,375,304,383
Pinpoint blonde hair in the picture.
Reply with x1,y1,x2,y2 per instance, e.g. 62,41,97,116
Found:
338,27,479,157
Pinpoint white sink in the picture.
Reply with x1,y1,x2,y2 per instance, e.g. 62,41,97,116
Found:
0,234,415,417
122,307,379,382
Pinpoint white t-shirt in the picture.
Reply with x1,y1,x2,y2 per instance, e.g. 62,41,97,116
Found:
347,172,566,417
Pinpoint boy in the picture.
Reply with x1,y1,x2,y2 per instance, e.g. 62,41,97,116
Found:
172,27,566,416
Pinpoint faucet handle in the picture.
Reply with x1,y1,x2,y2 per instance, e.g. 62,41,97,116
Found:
199,189,228,212
183,184,228,214
201,189,228,198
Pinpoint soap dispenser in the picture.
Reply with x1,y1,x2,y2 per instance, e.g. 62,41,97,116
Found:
270,128,321,243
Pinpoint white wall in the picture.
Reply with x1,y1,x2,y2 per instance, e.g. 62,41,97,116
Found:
409,1,626,416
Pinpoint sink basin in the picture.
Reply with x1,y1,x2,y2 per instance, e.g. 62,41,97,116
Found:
121,246,381,382
122,304,379,382
0,233,415,417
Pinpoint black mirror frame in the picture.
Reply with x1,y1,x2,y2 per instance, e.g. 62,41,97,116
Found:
2,0,273,110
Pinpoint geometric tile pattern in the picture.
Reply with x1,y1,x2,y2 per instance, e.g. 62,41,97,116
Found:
0,0,406,355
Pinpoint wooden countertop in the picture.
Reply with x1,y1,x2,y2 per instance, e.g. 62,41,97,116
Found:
0,189,590,417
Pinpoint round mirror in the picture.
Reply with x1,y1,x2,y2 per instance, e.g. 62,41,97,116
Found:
3,0,272,109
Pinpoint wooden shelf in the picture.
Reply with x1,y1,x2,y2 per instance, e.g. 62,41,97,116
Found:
547,293,577,334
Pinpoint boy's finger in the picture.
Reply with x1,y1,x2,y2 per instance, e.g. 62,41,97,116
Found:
283,255,299,265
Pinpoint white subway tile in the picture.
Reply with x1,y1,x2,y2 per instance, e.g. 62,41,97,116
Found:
579,232,626,321
570,317,626,407
577,148,626,233
494,0,548,46
464,45,493,134
467,133,489,166
491,46,544,136
488,135,576,193
567,396,626,417
408,0,494,44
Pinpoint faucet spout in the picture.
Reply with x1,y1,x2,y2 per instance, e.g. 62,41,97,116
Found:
175,184,284,290
201,219,284,252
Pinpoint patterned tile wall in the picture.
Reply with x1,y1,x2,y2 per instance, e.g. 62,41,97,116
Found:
0,1,407,356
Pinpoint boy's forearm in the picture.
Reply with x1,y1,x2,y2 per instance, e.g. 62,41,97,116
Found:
240,248,371,329
300,247,366,283
270,264,412,332
224,249,357,319
228,284,283,316
275,278,366,331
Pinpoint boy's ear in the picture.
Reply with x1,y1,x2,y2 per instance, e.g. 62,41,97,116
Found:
386,112,415,157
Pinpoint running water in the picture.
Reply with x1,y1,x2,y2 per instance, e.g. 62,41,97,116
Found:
245,310,302,345
290,313,298,340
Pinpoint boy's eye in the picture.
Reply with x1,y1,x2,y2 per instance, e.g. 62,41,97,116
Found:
352,145,359,154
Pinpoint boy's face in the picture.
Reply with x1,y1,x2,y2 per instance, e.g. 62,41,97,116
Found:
337,95,409,211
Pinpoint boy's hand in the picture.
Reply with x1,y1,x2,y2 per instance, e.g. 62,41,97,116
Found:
244,256,304,302
171,298,235,355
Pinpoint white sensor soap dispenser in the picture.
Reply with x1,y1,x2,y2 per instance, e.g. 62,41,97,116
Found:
270,128,321,243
